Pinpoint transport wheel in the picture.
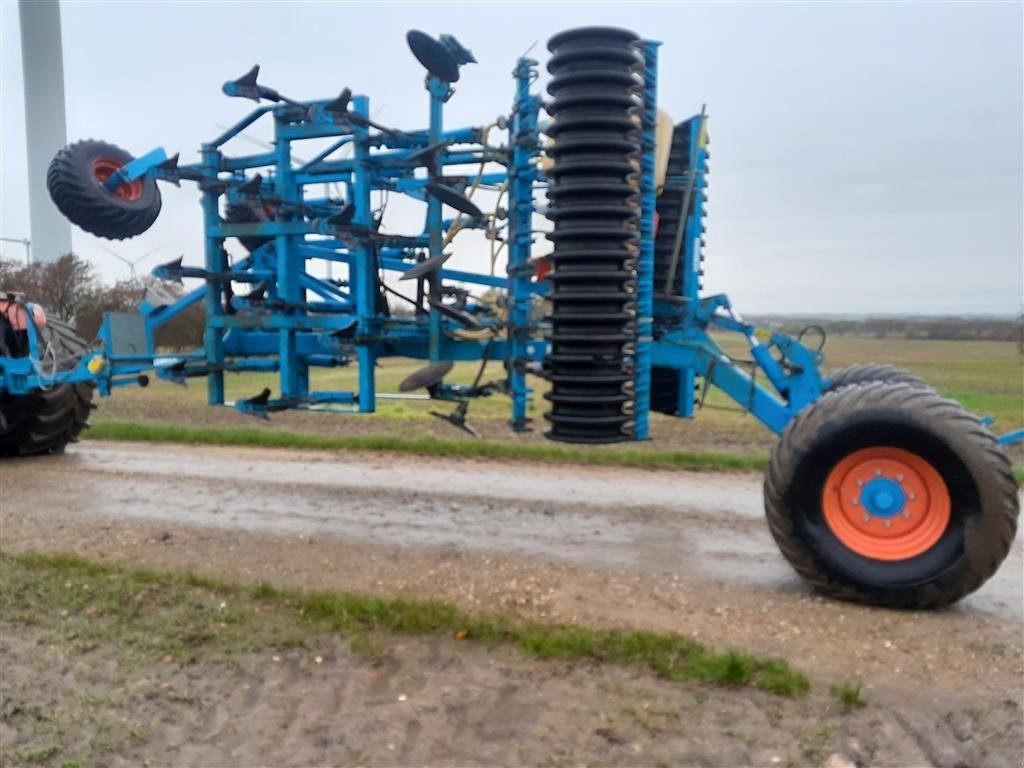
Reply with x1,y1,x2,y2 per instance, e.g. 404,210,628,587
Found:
826,363,929,392
764,381,1018,608
47,140,162,240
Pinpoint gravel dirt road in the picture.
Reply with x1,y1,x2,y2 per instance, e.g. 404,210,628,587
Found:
1,441,1021,767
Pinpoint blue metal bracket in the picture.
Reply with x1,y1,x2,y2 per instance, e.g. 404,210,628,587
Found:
104,147,168,191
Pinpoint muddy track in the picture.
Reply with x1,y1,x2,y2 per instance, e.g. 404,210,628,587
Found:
1,441,1022,765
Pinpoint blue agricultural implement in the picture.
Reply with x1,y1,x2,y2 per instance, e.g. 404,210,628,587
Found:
2,27,1019,609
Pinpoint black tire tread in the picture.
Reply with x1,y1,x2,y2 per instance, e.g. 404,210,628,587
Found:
764,381,1018,608
0,319,97,458
0,383,94,457
827,363,930,392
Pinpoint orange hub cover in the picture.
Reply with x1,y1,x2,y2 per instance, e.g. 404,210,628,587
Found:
822,446,950,561
92,157,144,202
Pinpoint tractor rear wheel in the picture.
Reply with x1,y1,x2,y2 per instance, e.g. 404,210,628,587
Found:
0,383,94,457
826,363,929,392
0,315,97,458
764,381,1018,608
47,140,162,240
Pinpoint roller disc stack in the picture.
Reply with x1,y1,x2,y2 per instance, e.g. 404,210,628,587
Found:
543,26,644,443
650,116,710,415
653,121,694,298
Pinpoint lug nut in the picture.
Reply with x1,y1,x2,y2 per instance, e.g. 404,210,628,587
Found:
875,469,882,477
902,512,911,519
884,519,892,528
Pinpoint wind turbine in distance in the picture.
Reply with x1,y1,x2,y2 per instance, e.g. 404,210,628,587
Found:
97,244,161,281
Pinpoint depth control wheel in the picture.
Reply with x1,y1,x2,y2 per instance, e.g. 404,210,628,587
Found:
765,381,1019,608
47,140,162,240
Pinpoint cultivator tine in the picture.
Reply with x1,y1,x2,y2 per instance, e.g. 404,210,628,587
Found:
430,401,480,438
237,174,264,196
222,64,303,107
327,203,355,227
155,153,182,186
238,388,273,419
153,256,184,283
324,87,352,117
223,65,262,101
159,360,188,387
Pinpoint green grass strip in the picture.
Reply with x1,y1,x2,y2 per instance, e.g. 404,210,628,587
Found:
87,419,768,472
2,550,810,698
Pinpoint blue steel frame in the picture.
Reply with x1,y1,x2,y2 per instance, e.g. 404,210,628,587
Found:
4,41,1022,448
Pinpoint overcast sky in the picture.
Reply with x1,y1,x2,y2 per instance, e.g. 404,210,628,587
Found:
1,1,1021,315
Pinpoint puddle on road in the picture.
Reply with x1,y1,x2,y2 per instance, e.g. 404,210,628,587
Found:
61,446,767,520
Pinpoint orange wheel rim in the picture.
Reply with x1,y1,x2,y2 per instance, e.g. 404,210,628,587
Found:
92,157,144,202
822,446,950,561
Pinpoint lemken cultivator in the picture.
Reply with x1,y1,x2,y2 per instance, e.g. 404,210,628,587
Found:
2,28,1019,609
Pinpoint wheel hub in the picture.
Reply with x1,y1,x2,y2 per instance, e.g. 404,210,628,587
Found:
92,157,144,202
859,477,906,519
822,446,950,561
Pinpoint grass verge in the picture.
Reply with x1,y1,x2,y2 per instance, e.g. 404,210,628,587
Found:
86,419,768,473
1,550,809,698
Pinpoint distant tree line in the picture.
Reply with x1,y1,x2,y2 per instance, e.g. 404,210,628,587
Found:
754,314,1024,345
0,254,203,349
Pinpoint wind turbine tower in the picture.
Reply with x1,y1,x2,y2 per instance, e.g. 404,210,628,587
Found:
18,0,72,263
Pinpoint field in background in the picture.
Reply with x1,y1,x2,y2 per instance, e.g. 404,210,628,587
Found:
93,336,1023,465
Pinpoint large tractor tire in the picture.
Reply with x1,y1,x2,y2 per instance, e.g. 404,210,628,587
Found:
826,363,929,392
764,381,1018,609
47,140,162,240
0,315,96,458
0,383,94,457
